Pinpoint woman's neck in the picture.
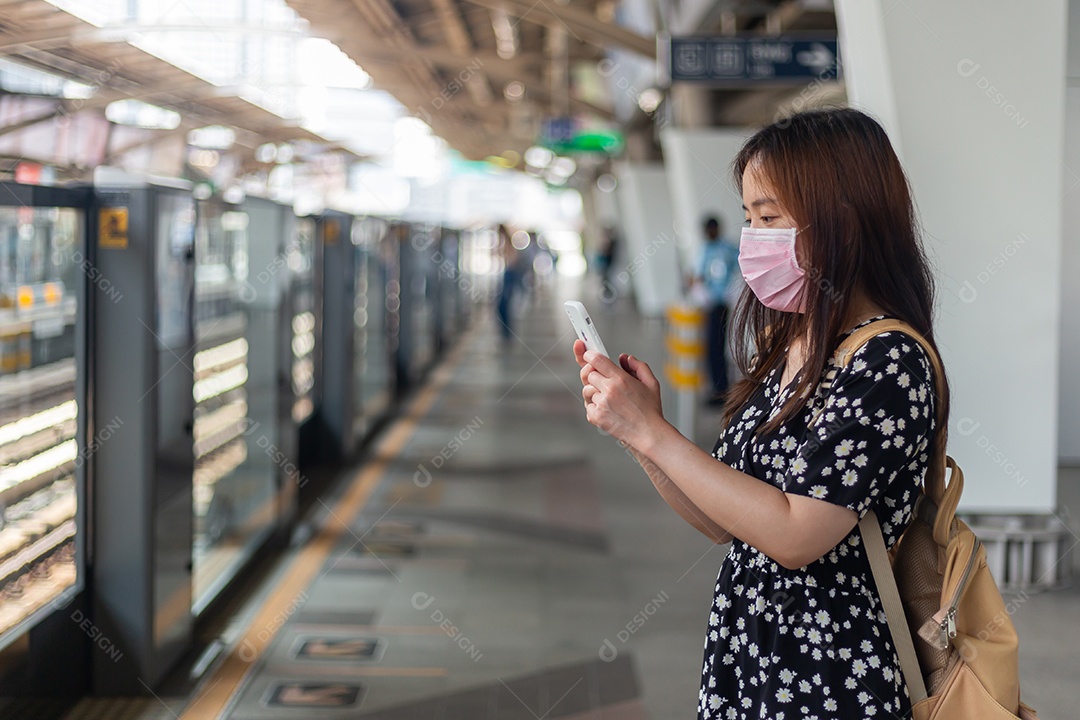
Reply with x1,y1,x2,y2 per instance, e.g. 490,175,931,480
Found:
789,292,886,352
841,291,887,330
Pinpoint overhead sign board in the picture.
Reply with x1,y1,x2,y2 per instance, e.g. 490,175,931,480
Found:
668,36,840,84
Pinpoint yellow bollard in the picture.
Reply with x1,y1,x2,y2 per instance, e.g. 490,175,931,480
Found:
665,304,706,438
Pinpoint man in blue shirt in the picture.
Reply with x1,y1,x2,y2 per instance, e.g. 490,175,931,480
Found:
693,216,740,405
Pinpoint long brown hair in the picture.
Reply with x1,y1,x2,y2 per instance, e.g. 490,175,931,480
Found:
721,108,950,438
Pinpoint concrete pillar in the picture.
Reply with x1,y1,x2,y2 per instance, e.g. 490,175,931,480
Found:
836,1,1068,512
1060,1,1080,464
613,163,681,316
668,85,713,129
659,127,750,275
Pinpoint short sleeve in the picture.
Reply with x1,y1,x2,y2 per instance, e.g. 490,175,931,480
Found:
724,241,740,272
696,246,709,278
782,332,937,517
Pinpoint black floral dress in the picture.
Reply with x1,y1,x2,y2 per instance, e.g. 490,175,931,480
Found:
699,315,937,719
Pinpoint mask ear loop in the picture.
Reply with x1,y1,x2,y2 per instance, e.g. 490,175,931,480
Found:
789,224,811,273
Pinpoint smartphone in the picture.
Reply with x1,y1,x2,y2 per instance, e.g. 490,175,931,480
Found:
564,301,610,358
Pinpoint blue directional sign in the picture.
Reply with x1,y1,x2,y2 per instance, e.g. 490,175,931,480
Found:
668,36,840,84
541,116,575,146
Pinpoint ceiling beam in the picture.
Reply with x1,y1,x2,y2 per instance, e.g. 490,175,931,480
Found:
391,85,510,130
0,26,86,55
0,77,225,139
328,37,538,78
766,0,806,34
341,41,541,101
460,0,656,58
105,124,191,163
0,99,64,137
429,0,494,106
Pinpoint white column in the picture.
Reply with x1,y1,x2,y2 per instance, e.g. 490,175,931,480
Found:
836,0,1068,512
613,163,682,316
1060,1,1080,463
660,127,751,272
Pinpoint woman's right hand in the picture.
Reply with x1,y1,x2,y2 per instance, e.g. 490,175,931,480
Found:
574,340,662,400
573,340,665,450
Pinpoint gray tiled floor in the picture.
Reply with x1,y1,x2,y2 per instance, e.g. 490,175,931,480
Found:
212,280,664,719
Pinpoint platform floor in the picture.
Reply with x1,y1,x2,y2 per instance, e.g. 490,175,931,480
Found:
28,278,1080,719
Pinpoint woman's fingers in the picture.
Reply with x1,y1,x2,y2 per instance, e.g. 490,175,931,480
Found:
624,354,660,392
587,369,615,392
582,350,619,378
573,339,587,367
582,384,599,403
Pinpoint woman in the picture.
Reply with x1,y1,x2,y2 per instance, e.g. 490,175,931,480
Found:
574,108,950,718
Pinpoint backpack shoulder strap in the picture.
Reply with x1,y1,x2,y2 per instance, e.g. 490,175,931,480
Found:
834,318,936,374
860,510,929,704
832,318,953,525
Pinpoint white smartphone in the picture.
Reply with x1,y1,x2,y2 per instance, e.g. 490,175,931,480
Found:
564,301,610,358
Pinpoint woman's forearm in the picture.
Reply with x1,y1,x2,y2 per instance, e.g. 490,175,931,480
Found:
637,420,856,569
627,444,733,543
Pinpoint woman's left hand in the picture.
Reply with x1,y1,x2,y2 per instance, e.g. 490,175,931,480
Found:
574,339,665,451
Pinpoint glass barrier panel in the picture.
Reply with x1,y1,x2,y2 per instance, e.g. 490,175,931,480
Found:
354,218,392,432
0,206,81,640
191,201,275,612
291,218,315,424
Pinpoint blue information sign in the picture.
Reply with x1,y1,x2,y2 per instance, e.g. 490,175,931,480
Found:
541,117,575,145
669,36,839,83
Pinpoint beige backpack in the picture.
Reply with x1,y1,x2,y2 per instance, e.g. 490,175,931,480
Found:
832,319,1039,720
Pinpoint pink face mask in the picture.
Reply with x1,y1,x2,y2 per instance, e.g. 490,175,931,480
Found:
738,227,807,313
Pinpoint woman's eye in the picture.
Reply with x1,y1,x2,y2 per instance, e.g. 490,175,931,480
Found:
742,218,751,226
760,216,775,223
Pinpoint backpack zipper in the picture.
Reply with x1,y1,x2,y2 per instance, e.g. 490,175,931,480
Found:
933,537,982,649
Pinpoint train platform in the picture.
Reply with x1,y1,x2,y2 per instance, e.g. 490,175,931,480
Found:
44,281,1080,720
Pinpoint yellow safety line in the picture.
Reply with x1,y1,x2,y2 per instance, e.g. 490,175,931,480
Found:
277,666,449,677
180,331,474,720
291,625,449,634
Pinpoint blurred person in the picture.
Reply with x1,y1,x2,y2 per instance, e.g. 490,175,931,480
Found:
691,216,740,404
574,108,948,719
596,226,619,302
496,225,530,342
519,230,540,297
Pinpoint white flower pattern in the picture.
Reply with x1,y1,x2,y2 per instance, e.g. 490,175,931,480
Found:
699,317,936,719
